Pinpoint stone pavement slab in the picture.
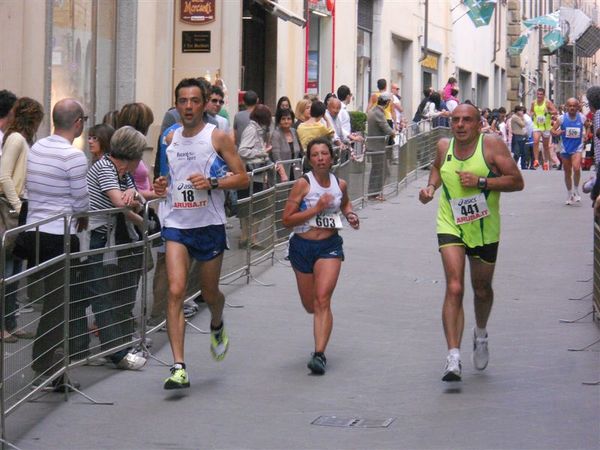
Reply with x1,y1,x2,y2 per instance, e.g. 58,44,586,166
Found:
10,170,600,450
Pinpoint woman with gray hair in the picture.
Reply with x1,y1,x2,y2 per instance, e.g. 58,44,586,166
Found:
82,125,148,370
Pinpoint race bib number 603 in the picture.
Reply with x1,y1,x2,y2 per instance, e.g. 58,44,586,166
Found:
173,180,208,209
308,212,343,229
450,193,490,225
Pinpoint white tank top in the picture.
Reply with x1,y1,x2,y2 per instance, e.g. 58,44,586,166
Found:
294,171,343,234
163,124,229,229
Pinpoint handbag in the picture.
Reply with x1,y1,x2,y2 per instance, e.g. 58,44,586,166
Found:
0,196,19,253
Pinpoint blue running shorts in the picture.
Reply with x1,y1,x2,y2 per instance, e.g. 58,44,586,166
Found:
162,225,227,261
289,233,344,274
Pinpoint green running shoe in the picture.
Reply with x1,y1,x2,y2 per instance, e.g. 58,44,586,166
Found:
164,365,190,390
210,324,229,361
307,352,326,375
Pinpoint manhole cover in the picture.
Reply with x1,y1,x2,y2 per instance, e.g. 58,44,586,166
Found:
311,416,395,428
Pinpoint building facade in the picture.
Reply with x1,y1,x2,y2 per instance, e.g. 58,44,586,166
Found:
3,0,598,162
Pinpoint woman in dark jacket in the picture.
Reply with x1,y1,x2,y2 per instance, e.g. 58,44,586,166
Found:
271,109,302,182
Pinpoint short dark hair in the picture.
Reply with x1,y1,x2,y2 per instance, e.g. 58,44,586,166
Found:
447,77,457,85
377,79,387,90
250,104,272,128
450,88,459,97
210,85,225,98
243,90,258,106
174,78,207,103
423,88,432,98
88,123,115,155
537,87,546,94
275,107,295,125
337,85,351,102
0,90,17,119
306,137,334,159
498,107,506,114
310,101,326,118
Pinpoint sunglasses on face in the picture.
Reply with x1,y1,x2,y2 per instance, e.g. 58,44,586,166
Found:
210,99,225,104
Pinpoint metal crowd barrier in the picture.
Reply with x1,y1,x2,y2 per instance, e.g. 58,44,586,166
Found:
0,121,447,448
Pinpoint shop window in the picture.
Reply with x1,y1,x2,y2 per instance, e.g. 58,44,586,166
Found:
51,0,116,141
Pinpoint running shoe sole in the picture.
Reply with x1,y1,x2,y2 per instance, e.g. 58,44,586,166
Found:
442,371,461,382
164,379,190,389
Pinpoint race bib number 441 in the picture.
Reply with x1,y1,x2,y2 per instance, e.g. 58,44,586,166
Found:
450,193,489,225
173,180,208,209
308,212,343,229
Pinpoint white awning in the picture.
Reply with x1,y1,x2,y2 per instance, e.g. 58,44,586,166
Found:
254,0,307,28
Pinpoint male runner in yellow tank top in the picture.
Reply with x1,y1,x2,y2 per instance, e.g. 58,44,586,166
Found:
529,87,557,170
419,104,524,382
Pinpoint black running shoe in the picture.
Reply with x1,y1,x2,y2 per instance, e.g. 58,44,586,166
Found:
307,353,327,375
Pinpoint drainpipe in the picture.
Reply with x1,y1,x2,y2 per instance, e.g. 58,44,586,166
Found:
419,0,429,62
491,2,501,63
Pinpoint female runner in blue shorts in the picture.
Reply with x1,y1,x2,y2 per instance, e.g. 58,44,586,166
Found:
282,137,360,374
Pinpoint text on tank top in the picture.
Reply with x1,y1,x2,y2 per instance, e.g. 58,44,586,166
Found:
163,123,229,229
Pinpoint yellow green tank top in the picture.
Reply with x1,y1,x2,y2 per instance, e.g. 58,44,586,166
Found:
532,100,552,131
436,134,500,247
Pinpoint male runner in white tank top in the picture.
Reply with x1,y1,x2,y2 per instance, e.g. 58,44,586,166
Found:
154,78,249,390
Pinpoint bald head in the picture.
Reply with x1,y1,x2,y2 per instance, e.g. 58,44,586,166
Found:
52,98,84,130
452,103,481,122
327,98,342,118
566,97,579,116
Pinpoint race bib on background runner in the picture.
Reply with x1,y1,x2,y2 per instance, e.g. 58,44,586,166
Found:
450,193,489,225
308,212,343,229
173,180,208,209
536,115,545,124
565,127,581,139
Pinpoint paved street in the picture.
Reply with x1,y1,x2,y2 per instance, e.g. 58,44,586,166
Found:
10,169,600,450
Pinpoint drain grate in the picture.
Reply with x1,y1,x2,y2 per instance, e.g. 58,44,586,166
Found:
311,416,395,428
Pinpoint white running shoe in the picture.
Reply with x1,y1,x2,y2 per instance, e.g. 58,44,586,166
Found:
472,329,489,370
573,192,581,202
116,352,147,370
442,354,462,382
565,193,574,205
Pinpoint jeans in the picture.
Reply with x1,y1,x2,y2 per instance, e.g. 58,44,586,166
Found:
86,230,143,364
21,232,89,374
512,135,528,169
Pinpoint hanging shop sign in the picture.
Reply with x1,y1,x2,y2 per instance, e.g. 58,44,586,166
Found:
308,0,331,16
180,0,215,25
421,53,439,71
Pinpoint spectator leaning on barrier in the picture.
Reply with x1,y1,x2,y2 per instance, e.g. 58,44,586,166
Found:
366,93,395,201
85,125,148,370
18,98,90,391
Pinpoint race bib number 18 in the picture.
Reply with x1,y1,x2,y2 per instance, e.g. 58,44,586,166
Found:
308,212,343,229
173,180,208,209
450,193,490,225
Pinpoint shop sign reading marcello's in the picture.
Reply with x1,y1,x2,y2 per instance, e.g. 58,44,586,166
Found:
180,0,215,25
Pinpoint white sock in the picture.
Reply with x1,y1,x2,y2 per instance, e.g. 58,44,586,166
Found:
475,327,487,338
449,348,460,359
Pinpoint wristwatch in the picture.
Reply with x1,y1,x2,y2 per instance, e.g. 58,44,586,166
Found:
209,177,219,190
477,177,488,189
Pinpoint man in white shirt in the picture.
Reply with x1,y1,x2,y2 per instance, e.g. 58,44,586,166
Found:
21,98,90,391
